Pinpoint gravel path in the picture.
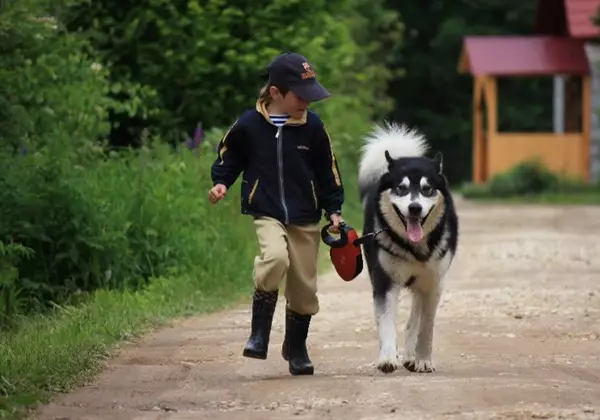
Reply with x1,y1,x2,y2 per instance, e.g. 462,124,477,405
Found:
31,198,600,419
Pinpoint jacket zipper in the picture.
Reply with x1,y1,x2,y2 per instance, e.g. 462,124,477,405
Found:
248,178,259,204
275,126,289,224
310,180,318,209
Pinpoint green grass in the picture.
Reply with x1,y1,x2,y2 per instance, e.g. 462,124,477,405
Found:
0,272,255,419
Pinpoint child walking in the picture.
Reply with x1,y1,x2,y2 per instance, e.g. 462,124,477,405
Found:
208,52,344,376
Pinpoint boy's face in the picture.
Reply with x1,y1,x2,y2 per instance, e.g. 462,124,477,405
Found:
269,86,310,119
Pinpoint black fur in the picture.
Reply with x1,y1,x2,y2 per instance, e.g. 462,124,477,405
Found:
359,153,459,301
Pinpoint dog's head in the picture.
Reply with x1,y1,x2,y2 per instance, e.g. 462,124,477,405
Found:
378,150,447,244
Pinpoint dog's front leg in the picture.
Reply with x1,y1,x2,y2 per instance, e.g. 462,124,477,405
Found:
374,282,401,373
402,291,421,371
413,286,442,373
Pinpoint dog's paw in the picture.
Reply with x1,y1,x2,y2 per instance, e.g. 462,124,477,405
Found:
402,355,416,372
403,356,435,373
377,357,400,374
376,348,400,373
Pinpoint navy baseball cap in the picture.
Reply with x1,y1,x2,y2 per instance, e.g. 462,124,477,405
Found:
266,52,331,102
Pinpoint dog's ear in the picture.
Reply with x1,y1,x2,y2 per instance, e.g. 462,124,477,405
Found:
384,150,394,168
433,151,443,174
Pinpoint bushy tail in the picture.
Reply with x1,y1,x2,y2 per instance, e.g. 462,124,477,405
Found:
357,121,429,194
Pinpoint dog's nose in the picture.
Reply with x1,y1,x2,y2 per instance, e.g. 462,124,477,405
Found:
408,202,422,216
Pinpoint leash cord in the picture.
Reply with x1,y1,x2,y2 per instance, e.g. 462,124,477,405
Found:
353,227,387,246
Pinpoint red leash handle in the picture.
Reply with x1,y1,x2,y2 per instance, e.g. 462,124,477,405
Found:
320,222,364,282
320,222,351,248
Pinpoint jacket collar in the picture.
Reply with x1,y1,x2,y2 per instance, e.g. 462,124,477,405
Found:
255,99,307,126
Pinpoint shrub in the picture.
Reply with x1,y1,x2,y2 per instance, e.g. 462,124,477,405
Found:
0,0,153,155
460,159,599,198
0,129,261,327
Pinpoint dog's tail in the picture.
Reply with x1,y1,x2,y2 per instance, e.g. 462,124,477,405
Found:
357,121,429,196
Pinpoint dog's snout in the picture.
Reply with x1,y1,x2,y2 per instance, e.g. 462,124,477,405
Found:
408,202,422,216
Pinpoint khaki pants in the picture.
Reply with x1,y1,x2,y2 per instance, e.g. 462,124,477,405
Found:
252,216,321,316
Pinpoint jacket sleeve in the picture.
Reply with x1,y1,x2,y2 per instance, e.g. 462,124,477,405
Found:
210,119,246,188
312,121,344,219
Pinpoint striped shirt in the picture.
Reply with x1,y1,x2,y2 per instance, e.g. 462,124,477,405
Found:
270,113,289,127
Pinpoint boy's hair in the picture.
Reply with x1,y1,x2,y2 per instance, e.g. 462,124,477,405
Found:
258,82,290,105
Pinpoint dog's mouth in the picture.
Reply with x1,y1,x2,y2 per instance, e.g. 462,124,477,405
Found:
392,205,430,243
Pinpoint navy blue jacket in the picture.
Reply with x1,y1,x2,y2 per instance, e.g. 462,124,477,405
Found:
211,100,344,225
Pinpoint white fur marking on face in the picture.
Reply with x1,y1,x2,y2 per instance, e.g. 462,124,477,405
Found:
389,177,437,220
389,193,412,218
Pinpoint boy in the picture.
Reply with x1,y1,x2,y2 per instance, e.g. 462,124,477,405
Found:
208,52,344,376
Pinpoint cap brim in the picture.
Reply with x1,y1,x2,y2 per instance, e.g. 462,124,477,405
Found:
291,79,331,102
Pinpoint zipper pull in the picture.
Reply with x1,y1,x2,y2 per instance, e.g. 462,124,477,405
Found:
275,126,282,139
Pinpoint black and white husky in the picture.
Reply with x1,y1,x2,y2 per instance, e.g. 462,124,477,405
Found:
357,121,459,374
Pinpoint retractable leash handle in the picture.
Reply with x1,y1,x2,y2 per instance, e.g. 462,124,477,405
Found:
320,221,350,248
320,221,364,282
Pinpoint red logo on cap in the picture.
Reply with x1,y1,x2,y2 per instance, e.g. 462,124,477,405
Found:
301,61,316,79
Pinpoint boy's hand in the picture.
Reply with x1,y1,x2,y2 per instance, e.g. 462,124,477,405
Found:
329,213,344,233
209,184,227,204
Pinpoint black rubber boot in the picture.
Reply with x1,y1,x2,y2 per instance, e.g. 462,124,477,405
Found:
242,289,278,360
281,307,314,375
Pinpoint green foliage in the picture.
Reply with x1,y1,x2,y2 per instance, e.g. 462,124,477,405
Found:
0,132,259,327
0,242,34,327
460,159,599,199
0,0,153,154
58,0,402,147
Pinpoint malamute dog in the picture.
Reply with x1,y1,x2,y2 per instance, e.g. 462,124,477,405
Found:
357,122,458,374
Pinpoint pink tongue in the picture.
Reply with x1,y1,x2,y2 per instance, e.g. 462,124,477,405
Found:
406,219,423,242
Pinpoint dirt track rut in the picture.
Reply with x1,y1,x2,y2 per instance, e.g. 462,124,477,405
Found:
31,198,600,419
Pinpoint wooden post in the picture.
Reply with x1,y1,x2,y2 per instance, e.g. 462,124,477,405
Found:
581,75,591,181
484,76,498,135
475,76,497,183
473,76,483,183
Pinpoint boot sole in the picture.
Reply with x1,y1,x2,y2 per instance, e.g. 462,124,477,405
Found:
289,365,314,376
243,348,268,360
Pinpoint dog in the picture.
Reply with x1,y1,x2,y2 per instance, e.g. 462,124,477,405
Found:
357,121,459,374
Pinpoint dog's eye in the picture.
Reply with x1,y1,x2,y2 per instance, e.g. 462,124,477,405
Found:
421,185,434,196
395,185,409,196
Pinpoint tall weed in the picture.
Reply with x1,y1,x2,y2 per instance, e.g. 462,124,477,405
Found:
0,133,258,326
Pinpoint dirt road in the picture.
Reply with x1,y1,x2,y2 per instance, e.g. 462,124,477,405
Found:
31,199,600,419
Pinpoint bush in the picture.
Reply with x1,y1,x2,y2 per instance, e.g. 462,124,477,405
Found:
460,159,599,198
0,0,152,155
0,131,260,326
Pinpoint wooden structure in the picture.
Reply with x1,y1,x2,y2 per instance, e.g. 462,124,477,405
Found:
458,0,600,184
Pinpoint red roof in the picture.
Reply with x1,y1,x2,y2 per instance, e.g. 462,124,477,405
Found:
535,0,600,38
458,36,590,76
565,0,600,37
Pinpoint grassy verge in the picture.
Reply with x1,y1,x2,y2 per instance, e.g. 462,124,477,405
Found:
0,270,259,419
